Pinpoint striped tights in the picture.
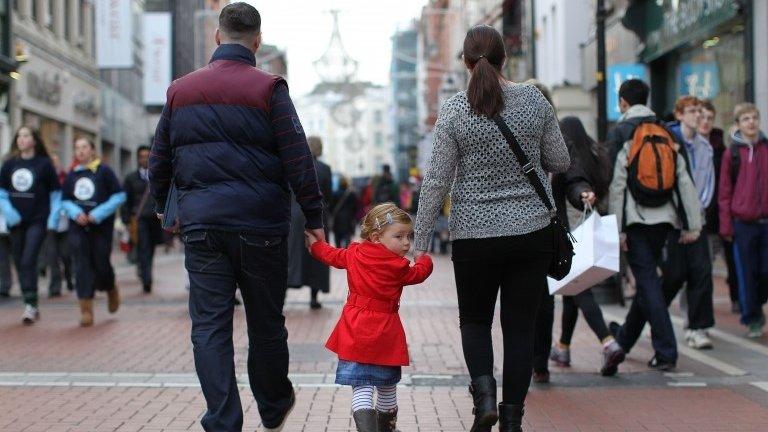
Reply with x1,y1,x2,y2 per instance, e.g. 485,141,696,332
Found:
351,385,397,412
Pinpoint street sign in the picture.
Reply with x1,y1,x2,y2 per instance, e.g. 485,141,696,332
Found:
607,64,649,121
679,62,719,100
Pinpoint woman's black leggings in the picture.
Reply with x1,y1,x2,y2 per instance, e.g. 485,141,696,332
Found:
452,226,553,405
559,288,611,345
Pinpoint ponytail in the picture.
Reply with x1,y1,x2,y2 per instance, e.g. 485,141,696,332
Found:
463,25,506,118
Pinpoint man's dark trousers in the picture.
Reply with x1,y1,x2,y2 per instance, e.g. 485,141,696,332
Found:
184,229,294,431
616,224,678,364
137,218,159,289
661,231,715,329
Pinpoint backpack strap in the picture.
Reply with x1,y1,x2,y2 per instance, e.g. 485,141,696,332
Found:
492,116,555,213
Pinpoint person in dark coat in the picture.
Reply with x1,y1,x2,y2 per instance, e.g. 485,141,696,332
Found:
548,116,626,376
122,145,163,293
288,136,332,309
331,176,358,248
148,4,325,429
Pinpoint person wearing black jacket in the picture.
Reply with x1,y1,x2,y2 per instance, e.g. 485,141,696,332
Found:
547,117,626,376
699,100,739,313
331,176,358,248
122,146,163,293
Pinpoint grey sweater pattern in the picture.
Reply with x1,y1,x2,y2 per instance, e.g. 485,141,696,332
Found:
414,83,570,251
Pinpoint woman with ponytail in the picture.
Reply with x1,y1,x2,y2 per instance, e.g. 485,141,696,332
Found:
414,25,569,432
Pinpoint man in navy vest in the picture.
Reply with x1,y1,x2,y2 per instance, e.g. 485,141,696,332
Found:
149,3,325,431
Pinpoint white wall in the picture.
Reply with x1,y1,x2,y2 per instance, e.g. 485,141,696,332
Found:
534,0,591,88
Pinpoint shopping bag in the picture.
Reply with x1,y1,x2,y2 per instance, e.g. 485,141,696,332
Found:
547,211,620,296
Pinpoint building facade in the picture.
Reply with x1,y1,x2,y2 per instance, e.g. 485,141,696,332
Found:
11,0,100,166
391,22,418,181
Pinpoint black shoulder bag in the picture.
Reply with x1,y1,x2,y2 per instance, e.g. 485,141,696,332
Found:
492,116,575,280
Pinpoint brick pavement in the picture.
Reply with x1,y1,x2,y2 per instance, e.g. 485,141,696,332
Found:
1,251,768,431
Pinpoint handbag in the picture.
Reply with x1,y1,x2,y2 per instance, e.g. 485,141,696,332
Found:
162,181,178,231
492,115,574,280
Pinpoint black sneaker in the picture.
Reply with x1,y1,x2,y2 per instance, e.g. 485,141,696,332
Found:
310,300,322,310
647,356,676,371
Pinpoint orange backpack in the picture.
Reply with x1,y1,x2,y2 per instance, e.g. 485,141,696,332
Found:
625,120,678,208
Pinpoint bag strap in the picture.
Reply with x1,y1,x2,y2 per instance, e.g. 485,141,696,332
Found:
136,182,152,217
492,115,555,213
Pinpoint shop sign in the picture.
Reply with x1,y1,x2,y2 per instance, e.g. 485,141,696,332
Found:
679,62,720,99
95,0,133,68
607,63,649,121
27,72,62,106
642,0,739,62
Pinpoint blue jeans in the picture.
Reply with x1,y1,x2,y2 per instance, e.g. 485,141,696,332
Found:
616,224,677,364
732,220,768,326
183,230,294,431
10,223,47,307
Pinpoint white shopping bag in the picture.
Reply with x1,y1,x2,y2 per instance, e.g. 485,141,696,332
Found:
547,211,620,296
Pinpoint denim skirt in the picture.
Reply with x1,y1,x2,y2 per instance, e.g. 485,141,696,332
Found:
335,360,402,386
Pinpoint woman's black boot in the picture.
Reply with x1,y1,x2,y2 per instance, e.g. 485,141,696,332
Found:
469,375,498,431
498,402,524,432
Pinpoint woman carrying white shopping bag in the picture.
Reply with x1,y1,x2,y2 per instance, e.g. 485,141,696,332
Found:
548,116,626,376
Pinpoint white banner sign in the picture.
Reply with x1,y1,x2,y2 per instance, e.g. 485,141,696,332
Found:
96,0,133,68
143,12,172,106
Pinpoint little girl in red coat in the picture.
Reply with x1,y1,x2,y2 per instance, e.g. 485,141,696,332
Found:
306,203,433,432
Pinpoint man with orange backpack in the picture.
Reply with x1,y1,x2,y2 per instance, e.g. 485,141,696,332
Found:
608,80,702,371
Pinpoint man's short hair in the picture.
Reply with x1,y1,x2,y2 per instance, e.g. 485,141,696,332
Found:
137,145,151,155
734,102,760,123
219,2,261,40
674,95,701,114
700,99,716,114
618,79,650,106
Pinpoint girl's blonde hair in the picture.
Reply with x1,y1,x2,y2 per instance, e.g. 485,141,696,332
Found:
360,203,412,240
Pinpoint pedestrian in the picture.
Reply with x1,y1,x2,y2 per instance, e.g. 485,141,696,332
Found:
307,203,433,432
0,126,62,324
61,137,125,327
287,136,331,309
148,4,324,431
414,25,569,432
45,153,73,297
122,145,163,293
699,100,740,313
662,96,716,349
331,176,358,248
718,102,768,338
608,80,702,371
548,116,626,375
372,165,400,206
605,79,657,170
526,79,557,385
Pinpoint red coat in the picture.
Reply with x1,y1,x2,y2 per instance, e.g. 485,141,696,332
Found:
310,241,433,366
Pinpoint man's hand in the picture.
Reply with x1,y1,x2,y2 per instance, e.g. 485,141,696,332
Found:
620,233,628,251
87,214,97,224
680,230,700,244
581,191,597,207
722,234,733,243
157,213,180,233
306,228,326,244
76,213,89,226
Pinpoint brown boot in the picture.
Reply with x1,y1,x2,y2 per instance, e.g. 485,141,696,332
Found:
107,285,120,313
79,299,94,327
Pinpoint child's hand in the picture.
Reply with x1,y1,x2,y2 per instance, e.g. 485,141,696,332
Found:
305,231,318,249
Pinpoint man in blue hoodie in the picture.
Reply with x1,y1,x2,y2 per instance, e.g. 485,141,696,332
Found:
663,96,716,350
